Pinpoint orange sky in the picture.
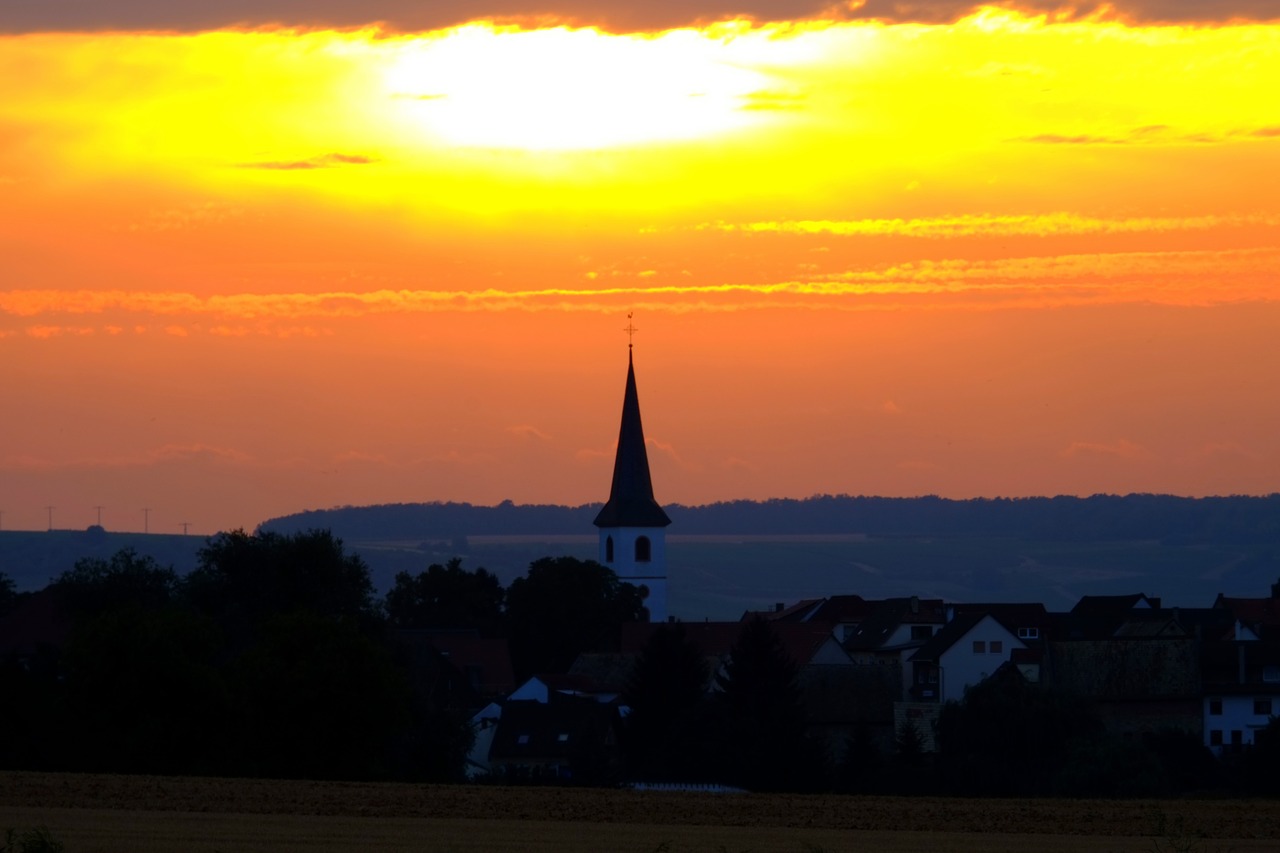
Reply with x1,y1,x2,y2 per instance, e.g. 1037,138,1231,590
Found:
1,5,1279,534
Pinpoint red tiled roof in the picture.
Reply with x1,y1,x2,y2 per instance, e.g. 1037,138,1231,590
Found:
419,632,515,696
1216,596,1280,628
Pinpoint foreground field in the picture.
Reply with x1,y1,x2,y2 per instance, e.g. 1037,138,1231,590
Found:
3,772,1279,852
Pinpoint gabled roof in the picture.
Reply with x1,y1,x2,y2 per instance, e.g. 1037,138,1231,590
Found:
843,597,947,651
1066,593,1161,639
1215,594,1280,632
1071,593,1159,617
488,695,614,761
952,602,1049,635
806,595,874,625
909,612,990,663
741,599,825,622
593,350,671,529
413,631,515,697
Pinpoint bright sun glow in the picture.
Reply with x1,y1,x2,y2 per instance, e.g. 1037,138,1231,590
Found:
383,26,773,150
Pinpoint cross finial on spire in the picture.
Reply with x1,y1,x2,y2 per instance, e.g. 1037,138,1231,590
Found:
623,312,638,350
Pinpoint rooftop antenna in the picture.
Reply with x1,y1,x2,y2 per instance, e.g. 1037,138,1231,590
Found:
623,311,638,350
45,505,55,532
142,507,151,534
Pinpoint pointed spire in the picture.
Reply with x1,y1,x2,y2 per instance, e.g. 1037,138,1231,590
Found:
594,349,672,528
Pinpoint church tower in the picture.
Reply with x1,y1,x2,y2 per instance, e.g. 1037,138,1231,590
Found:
594,342,671,622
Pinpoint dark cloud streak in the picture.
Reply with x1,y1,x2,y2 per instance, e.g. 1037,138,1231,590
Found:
236,153,377,170
2,0,1276,34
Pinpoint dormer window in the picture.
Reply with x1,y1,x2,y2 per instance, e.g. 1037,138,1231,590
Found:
1018,627,1040,640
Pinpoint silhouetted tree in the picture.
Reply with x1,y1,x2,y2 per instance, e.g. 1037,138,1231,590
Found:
622,623,711,781
228,610,409,780
713,616,821,791
385,557,504,634
504,556,644,679
936,667,1103,796
60,604,229,774
185,529,377,645
52,548,179,618
0,572,16,617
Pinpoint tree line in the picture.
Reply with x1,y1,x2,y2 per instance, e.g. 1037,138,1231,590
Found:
262,493,1280,545
4,532,1279,794
0,531,643,781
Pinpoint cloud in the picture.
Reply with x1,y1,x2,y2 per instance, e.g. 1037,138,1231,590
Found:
1060,438,1149,459
881,400,903,415
332,450,391,464
126,201,243,233
1,0,1275,34
2,245,1277,333
0,442,253,471
1016,125,1280,146
24,325,94,338
235,153,378,170
706,212,1280,239
506,424,553,441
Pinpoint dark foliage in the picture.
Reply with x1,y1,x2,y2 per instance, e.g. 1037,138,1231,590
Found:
712,616,824,791
935,668,1105,796
227,611,410,779
385,557,504,634
621,623,712,781
185,529,376,646
0,572,15,617
505,556,644,680
51,549,179,619
60,605,229,774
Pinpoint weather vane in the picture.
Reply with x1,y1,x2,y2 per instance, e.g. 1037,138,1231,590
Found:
623,312,638,349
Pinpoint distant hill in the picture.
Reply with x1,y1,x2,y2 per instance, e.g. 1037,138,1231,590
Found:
0,529,205,593
260,494,1280,545
5,495,1280,618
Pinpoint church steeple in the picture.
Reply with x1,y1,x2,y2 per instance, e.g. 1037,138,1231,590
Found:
594,331,670,623
593,349,671,529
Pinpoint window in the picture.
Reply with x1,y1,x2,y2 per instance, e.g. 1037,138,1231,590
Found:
1231,730,1244,749
972,640,986,653
605,536,614,562
1209,698,1223,716
557,733,570,743
1264,666,1280,683
1254,698,1273,716
990,641,1003,654
1017,627,1040,640
635,536,651,562
911,625,933,640
517,734,530,745
1209,730,1223,746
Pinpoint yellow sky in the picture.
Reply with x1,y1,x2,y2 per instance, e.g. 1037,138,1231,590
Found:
1,10,1278,533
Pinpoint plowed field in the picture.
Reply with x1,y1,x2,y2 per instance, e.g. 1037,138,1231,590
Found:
3,772,1278,852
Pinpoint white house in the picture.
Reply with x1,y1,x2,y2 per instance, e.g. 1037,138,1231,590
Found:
907,612,1026,704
